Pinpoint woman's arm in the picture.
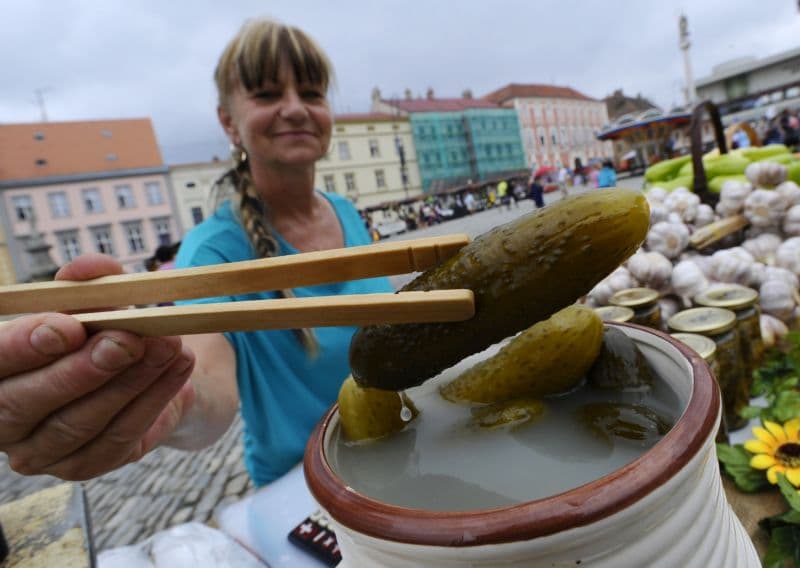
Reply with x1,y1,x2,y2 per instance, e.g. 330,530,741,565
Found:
162,332,239,451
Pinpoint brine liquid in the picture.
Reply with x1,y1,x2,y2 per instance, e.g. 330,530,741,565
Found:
328,344,684,512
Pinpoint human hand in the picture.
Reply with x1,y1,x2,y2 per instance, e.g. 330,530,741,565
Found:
1,254,196,480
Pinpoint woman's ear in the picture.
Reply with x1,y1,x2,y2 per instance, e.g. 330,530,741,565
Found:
217,105,239,145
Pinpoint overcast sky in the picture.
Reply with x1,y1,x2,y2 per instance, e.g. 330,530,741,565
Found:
2,1,798,164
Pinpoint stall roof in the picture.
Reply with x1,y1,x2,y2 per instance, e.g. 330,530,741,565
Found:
596,111,691,141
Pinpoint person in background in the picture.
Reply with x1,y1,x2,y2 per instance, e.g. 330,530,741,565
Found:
528,174,545,208
0,17,392,488
155,242,180,271
597,160,617,188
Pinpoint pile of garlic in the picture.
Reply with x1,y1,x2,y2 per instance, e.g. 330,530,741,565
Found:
586,167,800,347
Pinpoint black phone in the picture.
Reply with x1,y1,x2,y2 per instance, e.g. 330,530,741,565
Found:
287,509,341,566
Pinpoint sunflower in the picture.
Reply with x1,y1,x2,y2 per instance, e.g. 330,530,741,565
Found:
745,418,800,486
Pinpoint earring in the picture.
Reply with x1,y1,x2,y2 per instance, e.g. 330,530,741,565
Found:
229,143,247,166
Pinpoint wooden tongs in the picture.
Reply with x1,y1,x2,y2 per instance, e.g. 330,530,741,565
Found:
0,234,474,336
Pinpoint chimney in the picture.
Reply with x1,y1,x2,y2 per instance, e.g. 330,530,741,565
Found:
371,87,381,105
462,89,473,99
404,88,412,100
426,87,435,100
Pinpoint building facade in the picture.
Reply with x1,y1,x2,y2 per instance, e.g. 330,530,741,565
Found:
696,47,800,125
168,159,231,232
484,84,612,171
0,224,14,286
0,119,179,279
314,113,422,209
373,89,527,192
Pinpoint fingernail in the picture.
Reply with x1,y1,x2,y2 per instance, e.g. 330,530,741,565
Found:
30,324,68,355
144,340,177,367
91,337,135,370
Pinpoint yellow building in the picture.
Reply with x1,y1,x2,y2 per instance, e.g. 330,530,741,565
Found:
315,113,422,210
168,160,231,234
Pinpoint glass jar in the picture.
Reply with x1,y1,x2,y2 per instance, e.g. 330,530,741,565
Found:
594,305,634,323
694,284,763,391
668,307,749,431
671,332,728,444
608,288,662,330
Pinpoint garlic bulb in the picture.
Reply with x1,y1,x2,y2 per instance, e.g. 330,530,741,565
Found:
743,189,787,228
587,266,635,305
775,237,800,274
658,296,683,322
710,249,753,285
742,233,782,264
726,246,755,264
664,190,700,223
646,186,668,205
776,181,800,208
649,204,669,225
760,313,789,349
626,250,672,291
745,161,788,188
693,204,716,228
762,266,800,290
759,279,796,321
748,262,767,288
715,180,752,218
671,260,709,299
646,221,690,259
784,204,800,237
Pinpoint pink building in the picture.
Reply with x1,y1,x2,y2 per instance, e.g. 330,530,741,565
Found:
484,84,613,170
0,119,178,281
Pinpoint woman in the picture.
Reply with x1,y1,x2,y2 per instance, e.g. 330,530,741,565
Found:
0,18,391,487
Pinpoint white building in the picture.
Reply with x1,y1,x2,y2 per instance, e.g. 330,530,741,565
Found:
168,160,231,233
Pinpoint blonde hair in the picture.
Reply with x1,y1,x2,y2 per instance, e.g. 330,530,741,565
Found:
213,19,334,356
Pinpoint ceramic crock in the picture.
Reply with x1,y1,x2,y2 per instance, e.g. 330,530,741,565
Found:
304,323,760,567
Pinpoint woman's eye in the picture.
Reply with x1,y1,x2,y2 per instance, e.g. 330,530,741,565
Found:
254,90,280,100
301,89,324,100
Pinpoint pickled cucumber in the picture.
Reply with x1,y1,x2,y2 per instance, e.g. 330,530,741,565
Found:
440,305,604,403
578,402,671,445
338,376,419,442
350,189,650,391
587,327,658,391
470,398,546,430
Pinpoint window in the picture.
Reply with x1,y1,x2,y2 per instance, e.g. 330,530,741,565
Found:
56,230,81,263
344,173,357,193
35,159,47,166
11,195,33,221
91,226,115,255
105,153,118,161
48,192,71,218
145,182,164,205
338,141,351,160
152,217,172,245
115,185,136,208
323,174,336,193
123,221,146,253
551,127,558,145
82,188,103,213
33,132,45,141
368,139,380,157
374,169,386,188
191,207,204,226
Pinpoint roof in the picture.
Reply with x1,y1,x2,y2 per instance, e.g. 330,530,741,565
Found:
483,83,595,104
382,98,501,113
596,111,691,141
334,112,406,123
0,118,164,182
696,46,800,88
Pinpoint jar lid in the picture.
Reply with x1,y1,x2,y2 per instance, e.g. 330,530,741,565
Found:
667,307,737,335
694,284,758,310
671,332,717,362
594,305,634,323
608,287,659,308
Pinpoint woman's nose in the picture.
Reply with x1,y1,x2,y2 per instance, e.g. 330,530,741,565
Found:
279,88,308,120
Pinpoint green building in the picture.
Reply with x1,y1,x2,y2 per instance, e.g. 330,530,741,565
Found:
372,89,528,192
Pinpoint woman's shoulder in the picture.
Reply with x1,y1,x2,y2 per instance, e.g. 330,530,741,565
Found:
177,201,252,266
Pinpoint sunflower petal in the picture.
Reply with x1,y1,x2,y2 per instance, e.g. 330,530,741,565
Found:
744,440,773,454
765,421,788,444
767,465,785,484
786,468,800,488
785,419,800,441
751,454,777,469
753,426,779,447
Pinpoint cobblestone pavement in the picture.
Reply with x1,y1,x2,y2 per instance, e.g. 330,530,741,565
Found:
0,179,643,553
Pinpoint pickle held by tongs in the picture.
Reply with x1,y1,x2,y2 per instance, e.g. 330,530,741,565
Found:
350,190,650,391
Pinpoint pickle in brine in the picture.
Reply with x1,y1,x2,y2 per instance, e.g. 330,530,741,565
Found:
440,304,604,403
338,376,419,442
470,398,546,430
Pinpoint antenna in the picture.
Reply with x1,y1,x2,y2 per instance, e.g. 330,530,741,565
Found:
33,87,52,122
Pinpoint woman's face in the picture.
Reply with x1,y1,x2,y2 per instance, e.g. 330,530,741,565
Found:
219,66,332,170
